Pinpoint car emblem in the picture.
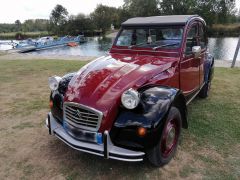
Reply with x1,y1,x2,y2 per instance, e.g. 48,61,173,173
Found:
75,110,82,119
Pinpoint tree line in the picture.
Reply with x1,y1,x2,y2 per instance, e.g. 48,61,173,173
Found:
0,0,239,36
0,19,49,33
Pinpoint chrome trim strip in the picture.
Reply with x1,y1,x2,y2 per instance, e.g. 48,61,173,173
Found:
186,82,205,105
46,113,145,162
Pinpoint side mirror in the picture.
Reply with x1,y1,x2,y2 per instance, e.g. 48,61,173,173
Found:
192,46,201,58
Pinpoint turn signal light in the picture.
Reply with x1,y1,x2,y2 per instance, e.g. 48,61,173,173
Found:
49,100,53,109
137,127,147,137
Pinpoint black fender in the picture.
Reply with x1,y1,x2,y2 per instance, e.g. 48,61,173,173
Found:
204,54,214,83
50,72,76,123
114,86,187,129
111,86,188,150
58,72,76,95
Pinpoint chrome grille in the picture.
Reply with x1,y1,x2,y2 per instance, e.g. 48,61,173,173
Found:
63,102,103,131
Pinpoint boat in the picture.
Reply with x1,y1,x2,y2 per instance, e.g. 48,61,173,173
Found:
67,42,78,47
14,35,86,53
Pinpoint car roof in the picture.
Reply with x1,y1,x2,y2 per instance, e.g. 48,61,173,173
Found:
122,15,203,27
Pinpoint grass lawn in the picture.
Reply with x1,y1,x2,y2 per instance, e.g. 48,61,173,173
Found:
0,60,239,179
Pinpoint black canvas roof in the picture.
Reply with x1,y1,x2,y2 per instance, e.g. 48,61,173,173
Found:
122,15,201,26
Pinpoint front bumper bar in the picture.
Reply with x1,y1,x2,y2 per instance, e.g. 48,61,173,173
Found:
46,113,145,162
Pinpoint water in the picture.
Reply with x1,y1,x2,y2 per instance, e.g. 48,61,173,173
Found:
0,40,17,50
30,37,113,57
208,38,240,61
1,37,240,61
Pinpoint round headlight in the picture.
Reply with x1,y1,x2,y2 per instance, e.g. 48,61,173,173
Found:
48,76,62,91
121,88,140,109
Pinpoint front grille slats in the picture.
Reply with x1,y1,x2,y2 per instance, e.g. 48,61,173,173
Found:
65,109,98,120
65,111,98,124
64,103,103,131
66,106,96,116
67,119,97,128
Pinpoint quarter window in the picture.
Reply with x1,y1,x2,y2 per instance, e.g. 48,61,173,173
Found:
199,23,207,49
185,25,198,55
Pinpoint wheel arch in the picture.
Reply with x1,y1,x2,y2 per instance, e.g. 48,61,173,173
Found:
204,54,215,83
172,92,188,129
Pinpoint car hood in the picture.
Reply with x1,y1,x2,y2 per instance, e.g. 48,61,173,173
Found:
64,54,178,132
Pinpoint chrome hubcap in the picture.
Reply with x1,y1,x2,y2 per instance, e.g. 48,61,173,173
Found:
166,127,175,148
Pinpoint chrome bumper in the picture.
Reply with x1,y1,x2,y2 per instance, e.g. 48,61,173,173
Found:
46,113,145,162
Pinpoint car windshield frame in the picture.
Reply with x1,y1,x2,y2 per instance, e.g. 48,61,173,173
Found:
114,26,184,50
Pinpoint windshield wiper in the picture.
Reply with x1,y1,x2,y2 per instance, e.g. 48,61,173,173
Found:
128,43,145,49
153,43,179,51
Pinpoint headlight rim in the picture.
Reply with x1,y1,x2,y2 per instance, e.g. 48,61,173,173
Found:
48,75,62,91
121,88,140,110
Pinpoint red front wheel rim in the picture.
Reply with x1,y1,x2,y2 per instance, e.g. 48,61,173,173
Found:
161,118,180,158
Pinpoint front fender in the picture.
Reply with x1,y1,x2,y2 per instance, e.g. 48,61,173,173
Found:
114,86,183,129
111,86,187,150
50,72,76,123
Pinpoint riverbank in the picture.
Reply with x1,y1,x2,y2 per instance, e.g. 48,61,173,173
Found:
0,53,239,67
208,23,240,37
0,31,50,40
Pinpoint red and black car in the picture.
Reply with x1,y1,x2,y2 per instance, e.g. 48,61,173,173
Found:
46,15,214,166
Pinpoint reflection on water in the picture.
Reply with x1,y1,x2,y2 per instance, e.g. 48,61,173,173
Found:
30,37,114,57
208,38,240,60
0,37,239,61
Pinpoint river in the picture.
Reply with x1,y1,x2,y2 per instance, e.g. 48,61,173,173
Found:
0,37,239,61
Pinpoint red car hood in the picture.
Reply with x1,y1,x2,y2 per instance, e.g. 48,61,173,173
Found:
64,54,178,132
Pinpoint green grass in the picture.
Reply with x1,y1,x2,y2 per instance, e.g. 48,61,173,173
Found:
12,122,35,130
0,60,239,179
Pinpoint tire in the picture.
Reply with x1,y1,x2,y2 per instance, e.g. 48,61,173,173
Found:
199,67,213,98
198,80,211,98
147,106,182,167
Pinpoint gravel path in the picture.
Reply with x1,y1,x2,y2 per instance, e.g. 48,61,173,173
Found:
214,59,240,67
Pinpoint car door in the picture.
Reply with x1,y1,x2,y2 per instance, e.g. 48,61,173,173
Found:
180,23,201,100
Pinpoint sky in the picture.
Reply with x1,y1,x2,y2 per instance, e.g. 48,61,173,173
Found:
0,0,239,23
0,0,124,23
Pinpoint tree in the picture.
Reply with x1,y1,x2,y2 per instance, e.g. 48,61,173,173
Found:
123,0,160,17
64,14,95,35
193,0,218,26
49,4,68,34
217,0,236,23
90,4,119,33
237,9,240,22
15,20,21,31
22,19,34,32
192,0,237,25
118,7,131,25
160,0,196,15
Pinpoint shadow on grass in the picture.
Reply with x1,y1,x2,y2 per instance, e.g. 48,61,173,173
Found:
47,139,157,179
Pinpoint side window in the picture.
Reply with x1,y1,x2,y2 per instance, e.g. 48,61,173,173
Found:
185,25,198,55
199,23,207,49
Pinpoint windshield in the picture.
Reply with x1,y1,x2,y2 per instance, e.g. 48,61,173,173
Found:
115,27,183,50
